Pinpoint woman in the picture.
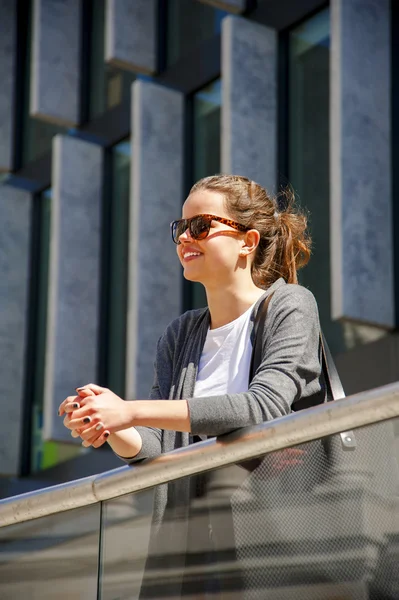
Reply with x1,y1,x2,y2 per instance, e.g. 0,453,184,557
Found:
59,174,324,596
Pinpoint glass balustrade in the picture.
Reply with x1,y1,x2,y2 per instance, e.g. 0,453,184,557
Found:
98,418,399,600
1,416,398,599
0,504,101,600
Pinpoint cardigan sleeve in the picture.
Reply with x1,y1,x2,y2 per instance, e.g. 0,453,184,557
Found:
186,284,322,437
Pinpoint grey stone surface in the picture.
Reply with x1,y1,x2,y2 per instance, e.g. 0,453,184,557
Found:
105,0,157,74
199,0,245,13
330,0,393,327
222,16,277,193
0,1,17,171
126,80,184,400
30,0,81,126
43,135,103,442
0,185,32,475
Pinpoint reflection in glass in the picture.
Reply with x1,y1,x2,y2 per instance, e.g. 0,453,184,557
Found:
167,0,227,67
288,8,387,355
99,490,154,599
30,190,84,473
89,0,136,120
105,140,131,397
0,504,101,599
98,419,399,598
188,79,222,310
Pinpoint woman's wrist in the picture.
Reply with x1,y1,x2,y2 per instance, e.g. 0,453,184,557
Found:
107,427,143,458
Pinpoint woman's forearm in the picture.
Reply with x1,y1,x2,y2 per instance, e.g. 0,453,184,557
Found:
107,427,143,458
126,400,191,432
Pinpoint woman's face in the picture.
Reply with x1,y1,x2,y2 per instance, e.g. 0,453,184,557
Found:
176,189,246,287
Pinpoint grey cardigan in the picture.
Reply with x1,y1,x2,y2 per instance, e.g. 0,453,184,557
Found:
121,278,324,526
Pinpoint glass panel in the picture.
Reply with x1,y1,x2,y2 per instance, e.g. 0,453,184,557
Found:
30,190,84,472
167,0,227,67
105,139,131,397
21,1,67,167
187,78,222,310
89,0,136,120
288,8,388,356
99,489,155,599
0,504,101,599
100,418,399,598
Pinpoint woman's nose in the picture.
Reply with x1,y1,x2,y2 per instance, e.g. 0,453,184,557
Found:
179,227,193,243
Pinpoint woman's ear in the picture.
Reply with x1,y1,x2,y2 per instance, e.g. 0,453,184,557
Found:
240,229,260,256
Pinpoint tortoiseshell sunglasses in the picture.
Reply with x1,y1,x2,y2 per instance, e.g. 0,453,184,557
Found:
170,214,250,245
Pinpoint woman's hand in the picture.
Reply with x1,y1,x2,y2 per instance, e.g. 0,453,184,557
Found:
59,384,134,445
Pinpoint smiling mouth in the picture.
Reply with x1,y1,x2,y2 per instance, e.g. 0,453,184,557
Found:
183,253,202,262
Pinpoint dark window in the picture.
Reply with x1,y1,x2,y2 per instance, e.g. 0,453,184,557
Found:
186,78,222,310
103,139,131,398
193,78,222,181
167,0,227,67
30,189,84,472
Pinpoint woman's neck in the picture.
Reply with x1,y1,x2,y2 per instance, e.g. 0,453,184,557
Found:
205,283,266,330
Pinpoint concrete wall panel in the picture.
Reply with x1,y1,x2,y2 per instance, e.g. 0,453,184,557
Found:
330,0,393,327
0,185,32,474
30,0,81,126
126,80,184,400
222,16,277,192
105,0,157,74
43,135,103,441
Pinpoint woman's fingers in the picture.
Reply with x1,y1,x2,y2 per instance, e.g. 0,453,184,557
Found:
63,401,81,413
66,413,100,431
62,397,97,427
81,427,109,448
58,383,107,417
58,395,80,416
79,420,106,441
70,424,109,448
91,431,110,448
75,387,97,399
76,383,108,396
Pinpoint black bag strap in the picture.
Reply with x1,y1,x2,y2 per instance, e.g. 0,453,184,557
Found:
249,292,275,386
249,292,356,450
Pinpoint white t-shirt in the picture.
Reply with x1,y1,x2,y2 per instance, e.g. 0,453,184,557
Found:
194,300,258,398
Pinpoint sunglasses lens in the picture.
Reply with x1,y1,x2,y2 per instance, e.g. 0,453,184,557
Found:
172,220,186,243
191,216,211,240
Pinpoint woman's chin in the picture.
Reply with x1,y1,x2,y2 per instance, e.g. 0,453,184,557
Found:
183,266,205,283
183,271,202,283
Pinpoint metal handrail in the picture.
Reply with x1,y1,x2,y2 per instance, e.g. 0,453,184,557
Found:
1,381,399,528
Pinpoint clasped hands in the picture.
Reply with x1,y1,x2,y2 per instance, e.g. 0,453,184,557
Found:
58,384,132,448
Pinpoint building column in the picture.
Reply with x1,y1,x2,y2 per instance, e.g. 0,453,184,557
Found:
126,80,184,400
43,135,103,442
105,0,158,74
222,15,277,192
0,0,17,172
330,0,393,327
30,0,82,126
0,184,32,475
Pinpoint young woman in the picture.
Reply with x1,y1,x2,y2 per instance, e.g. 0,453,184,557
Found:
59,174,324,596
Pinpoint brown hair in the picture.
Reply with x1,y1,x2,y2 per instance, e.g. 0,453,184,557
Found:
190,174,311,289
